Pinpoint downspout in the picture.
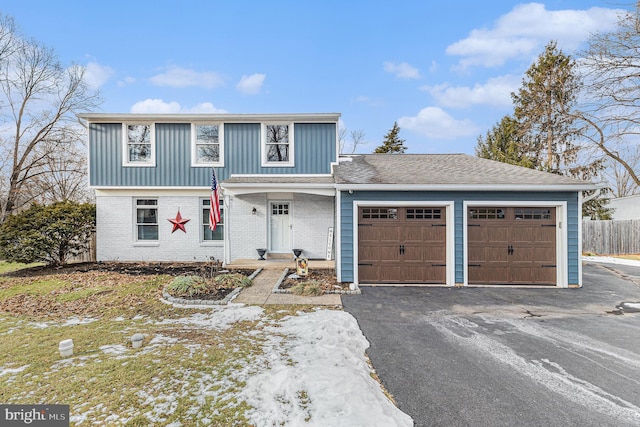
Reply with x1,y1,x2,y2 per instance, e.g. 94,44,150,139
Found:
582,187,602,204
223,193,231,265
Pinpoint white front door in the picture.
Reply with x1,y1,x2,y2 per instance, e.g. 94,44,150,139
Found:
270,202,291,252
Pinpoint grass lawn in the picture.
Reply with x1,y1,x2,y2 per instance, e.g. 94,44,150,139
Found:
0,263,315,426
0,261,43,274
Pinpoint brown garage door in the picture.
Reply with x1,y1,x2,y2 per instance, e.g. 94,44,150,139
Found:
467,207,556,285
358,207,446,284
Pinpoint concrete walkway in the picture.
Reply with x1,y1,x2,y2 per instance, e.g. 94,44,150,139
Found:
233,267,342,306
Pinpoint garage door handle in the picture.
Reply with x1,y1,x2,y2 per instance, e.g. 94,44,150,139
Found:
399,245,405,255
468,264,481,267
508,245,514,255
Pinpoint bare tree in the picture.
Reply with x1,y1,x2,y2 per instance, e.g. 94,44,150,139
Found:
0,15,100,221
0,14,16,63
600,145,640,197
20,139,92,205
339,126,367,155
580,7,640,189
338,124,347,153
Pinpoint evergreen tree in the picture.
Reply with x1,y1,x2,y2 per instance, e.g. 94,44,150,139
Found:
475,115,539,169
375,122,407,153
479,41,611,218
0,201,95,266
511,40,586,176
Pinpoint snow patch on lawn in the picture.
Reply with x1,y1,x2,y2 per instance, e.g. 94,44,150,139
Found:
62,317,98,327
0,364,29,376
100,344,128,356
158,304,264,330
239,309,413,427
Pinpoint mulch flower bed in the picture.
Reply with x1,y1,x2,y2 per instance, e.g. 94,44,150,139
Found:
279,268,351,293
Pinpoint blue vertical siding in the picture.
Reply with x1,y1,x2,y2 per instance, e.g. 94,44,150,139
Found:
339,190,579,285
89,122,336,187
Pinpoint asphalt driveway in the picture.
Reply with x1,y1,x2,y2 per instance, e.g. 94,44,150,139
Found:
342,262,640,427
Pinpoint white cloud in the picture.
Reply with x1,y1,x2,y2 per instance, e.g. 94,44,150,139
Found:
83,62,114,88
129,99,227,114
117,76,136,87
353,95,384,107
383,61,421,79
149,66,225,89
236,73,266,95
422,74,520,108
184,102,228,114
398,107,479,139
447,3,624,69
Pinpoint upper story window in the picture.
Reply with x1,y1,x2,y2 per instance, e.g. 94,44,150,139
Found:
192,123,224,167
123,123,155,167
261,123,294,167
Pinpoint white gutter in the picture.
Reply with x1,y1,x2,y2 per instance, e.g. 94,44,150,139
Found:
77,112,341,123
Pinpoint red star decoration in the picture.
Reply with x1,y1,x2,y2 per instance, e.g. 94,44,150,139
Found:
168,210,190,233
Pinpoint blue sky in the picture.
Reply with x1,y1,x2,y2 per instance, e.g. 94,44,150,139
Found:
1,0,630,154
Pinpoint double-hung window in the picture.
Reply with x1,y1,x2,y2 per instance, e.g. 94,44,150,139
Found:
136,199,158,241
192,123,224,166
202,198,224,242
261,123,294,167
124,123,155,166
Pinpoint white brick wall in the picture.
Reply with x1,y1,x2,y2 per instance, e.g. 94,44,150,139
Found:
292,193,334,259
96,193,224,262
228,193,268,260
96,190,335,263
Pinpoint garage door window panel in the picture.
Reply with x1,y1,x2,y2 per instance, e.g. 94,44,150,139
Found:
362,208,398,220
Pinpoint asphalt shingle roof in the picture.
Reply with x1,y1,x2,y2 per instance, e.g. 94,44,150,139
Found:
333,154,593,187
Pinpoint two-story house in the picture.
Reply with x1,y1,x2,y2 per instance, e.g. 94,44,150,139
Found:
79,112,596,288
79,113,339,267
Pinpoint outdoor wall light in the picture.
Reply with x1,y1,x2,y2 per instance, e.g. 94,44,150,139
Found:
252,207,257,215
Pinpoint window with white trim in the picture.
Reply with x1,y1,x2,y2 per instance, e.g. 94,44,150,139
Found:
136,199,158,241
123,123,155,166
192,123,224,166
202,198,224,241
261,123,294,167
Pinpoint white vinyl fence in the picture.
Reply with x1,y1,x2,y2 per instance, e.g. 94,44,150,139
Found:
582,219,640,254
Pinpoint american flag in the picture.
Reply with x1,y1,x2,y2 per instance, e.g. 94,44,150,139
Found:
209,168,221,231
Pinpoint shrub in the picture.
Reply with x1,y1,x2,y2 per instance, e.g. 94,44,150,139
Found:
0,201,95,266
166,276,208,297
291,280,324,296
214,273,252,288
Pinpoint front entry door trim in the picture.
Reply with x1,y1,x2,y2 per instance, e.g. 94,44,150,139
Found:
269,201,292,253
